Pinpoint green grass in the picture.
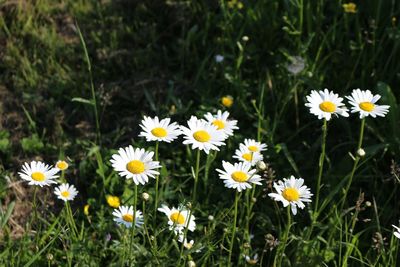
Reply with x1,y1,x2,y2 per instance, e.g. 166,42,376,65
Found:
0,0,400,266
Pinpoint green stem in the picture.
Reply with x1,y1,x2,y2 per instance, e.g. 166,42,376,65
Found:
276,207,292,267
340,118,365,210
128,184,138,265
154,141,160,226
32,187,38,225
192,149,201,204
228,191,239,266
313,119,328,219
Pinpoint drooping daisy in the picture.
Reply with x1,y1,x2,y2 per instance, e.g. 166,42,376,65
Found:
345,89,390,119
180,116,226,154
178,234,195,249
113,205,144,228
268,176,313,215
55,160,69,171
18,161,59,187
158,204,196,234
305,89,349,120
216,161,262,192
233,145,263,166
204,110,239,137
110,146,161,185
54,183,78,202
242,139,267,153
139,116,181,142
392,225,400,239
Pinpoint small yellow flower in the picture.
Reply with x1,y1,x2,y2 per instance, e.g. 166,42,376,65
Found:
343,3,357,13
106,195,120,208
56,160,69,171
84,204,90,215
221,95,234,108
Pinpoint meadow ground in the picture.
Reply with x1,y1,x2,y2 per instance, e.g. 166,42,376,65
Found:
0,0,400,266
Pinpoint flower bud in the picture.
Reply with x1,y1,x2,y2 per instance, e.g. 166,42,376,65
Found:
142,192,150,201
256,161,267,171
357,148,366,157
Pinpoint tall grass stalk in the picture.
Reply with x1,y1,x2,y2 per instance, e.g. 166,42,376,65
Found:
276,206,292,267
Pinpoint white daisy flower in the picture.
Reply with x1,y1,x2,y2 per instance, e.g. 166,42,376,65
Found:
345,89,390,119
55,160,69,171
393,225,400,239
244,254,259,265
54,183,78,202
233,145,263,166
204,110,239,137
180,116,226,154
305,89,349,120
216,161,262,192
268,176,313,215
18,161,59,187
110,146,161,185
242,139,267,153
139,116,181,142
158,204,196,234
112,205,144,228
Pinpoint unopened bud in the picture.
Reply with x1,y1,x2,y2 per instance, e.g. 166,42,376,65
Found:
188,260,196,267
365,201,371,207
46,253,54,261
208,215,214,221
142,192,150,201
242,36,249,42
256,161,267,171
252,197,257,203
357,148,366,157
186,202,192,209
243,242,251,248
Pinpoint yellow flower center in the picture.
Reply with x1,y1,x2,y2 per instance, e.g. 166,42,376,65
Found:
56,161,68,170
212,120,225,130
126,160,145,174
170,212,185,225
231,171,248,182
193,130,211,142
242,153,253,162
282,188,300,202
248,145,258,152
107,196,120,208
31,172,45,182
151,127,168,137
359,102,375,112
122,214,134,223
319,101,336,113
61,191,70,198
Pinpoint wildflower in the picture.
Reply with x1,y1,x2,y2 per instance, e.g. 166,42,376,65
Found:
55,160,69,171
244,254,259,265
215,54,224,63
18,161,59,187
54,183,78,202
305,89,349,121
242,139,267,153
84,204,90,215
268,176,313,215
343,3,357,13
346,89,390,118
106,195,120,208
180,116,226,154
233,145,263,166
139,116,181,143
287,56,306,75
392,225,400,239
158,204,196,234
204,110,238,137
217,161,262,192
221,95,234,108
178,234,195,249
112,206,144,228
110,146,161,185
